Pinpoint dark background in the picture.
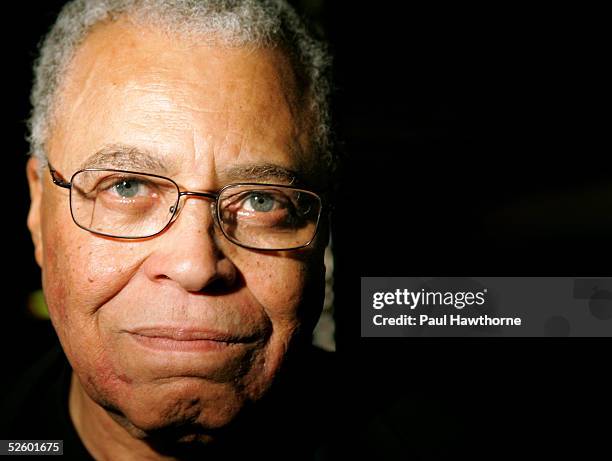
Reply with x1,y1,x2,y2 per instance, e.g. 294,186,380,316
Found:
3,1,609,459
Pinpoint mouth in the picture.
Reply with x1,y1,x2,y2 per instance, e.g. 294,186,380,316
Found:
124,327,255,352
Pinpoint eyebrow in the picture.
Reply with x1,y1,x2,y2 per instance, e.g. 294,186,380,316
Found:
79,144,302,185
78,144,171,173
218,164,300,185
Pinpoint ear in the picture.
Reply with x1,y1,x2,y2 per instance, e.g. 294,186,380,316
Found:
26,156,44,268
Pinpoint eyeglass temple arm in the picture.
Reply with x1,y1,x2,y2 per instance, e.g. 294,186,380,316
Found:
47,162,71,189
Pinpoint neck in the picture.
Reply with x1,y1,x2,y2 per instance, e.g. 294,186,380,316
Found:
68,372,174,461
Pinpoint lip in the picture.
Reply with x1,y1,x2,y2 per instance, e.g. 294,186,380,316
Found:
124,327,252,352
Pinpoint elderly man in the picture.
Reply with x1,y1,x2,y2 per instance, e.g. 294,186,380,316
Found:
2,0,337,459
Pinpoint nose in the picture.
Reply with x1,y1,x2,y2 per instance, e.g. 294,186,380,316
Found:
142,196,237,293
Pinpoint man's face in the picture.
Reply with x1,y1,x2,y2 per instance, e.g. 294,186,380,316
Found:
26,19,326,437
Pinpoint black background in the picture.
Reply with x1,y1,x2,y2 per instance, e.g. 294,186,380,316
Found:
3,1,610,459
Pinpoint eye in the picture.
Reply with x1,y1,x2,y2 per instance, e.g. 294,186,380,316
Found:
243,192,278,212
112,179,142,198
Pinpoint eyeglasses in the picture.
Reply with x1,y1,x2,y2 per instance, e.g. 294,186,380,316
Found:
47,163,323,251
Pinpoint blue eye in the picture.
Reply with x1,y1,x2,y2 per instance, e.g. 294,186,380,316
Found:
247,193,275,212
114,180,141,198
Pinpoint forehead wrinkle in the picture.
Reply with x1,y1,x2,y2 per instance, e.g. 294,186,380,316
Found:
126,80,225,115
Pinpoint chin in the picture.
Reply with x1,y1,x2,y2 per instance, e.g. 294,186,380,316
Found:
78,346,279,437
119,378,250,433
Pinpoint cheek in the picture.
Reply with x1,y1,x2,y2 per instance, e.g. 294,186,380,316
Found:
40,227,83,338
44,232,142,310
245,257,306,316
234,253,325,399
41,226,139,404
240,252,325,329
41,240,67,322
40,219,145,354
75,346,134,408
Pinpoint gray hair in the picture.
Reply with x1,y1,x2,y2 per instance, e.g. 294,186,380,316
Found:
28,0,333,175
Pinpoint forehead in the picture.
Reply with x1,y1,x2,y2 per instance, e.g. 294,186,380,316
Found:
49,18,314,184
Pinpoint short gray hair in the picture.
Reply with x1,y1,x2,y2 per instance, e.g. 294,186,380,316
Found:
28,0,333,174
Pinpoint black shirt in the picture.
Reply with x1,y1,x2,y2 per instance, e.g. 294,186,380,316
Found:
0,345,92,458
